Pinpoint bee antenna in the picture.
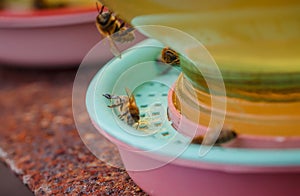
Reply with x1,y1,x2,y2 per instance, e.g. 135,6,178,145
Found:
103,94,112,99
100,4,105,14
96,2,104,14
96,2,99,12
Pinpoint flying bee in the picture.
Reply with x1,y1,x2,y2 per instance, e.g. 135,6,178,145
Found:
103,88,140,126
96,3,135,58
192,129,237,146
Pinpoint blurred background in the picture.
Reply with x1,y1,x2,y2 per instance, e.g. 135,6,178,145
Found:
1,0,300,195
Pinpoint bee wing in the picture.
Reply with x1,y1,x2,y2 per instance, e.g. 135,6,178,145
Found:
125,87,139,107
111,28,135,43
125,87,134,101
107,36,122,59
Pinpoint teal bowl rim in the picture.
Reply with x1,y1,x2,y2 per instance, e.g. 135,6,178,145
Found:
86,39,300,167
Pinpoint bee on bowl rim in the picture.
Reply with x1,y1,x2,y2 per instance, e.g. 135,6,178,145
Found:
159,47,181,75
192,129,238,146
161,47,181,65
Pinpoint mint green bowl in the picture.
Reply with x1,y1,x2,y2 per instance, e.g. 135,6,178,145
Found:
85,38,300,196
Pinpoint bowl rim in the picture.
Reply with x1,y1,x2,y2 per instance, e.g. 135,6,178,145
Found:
0,7,96,28
168,83,300,148
93,120,300,173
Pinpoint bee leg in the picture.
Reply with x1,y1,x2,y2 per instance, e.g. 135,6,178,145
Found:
135,121,140,129
116,97,126,111
108,103,123,108
119,103,124,111
118,110,129,120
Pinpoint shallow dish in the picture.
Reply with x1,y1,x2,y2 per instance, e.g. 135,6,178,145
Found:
0,7,101,67
86,39,300,196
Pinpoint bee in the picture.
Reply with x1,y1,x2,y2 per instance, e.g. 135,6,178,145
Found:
95,3,135,58
192,129,237,146
158,47,181,75
103,88,140,126
161,47,180,65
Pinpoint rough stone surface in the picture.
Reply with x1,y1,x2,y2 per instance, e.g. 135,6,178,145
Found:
0,66,147,195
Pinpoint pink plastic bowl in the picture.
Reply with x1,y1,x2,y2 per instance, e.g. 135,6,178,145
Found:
93,122,300,196
0,7,102,67
167,87,300,149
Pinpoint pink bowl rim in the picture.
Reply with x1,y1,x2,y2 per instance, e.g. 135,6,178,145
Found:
167,87,300,149
92,120,300,173
0,7,97,28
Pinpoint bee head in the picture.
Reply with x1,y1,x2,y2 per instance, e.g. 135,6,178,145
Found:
96,3,113,25
97,12,112,25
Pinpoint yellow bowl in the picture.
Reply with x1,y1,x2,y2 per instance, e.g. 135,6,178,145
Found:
100,0,300,136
